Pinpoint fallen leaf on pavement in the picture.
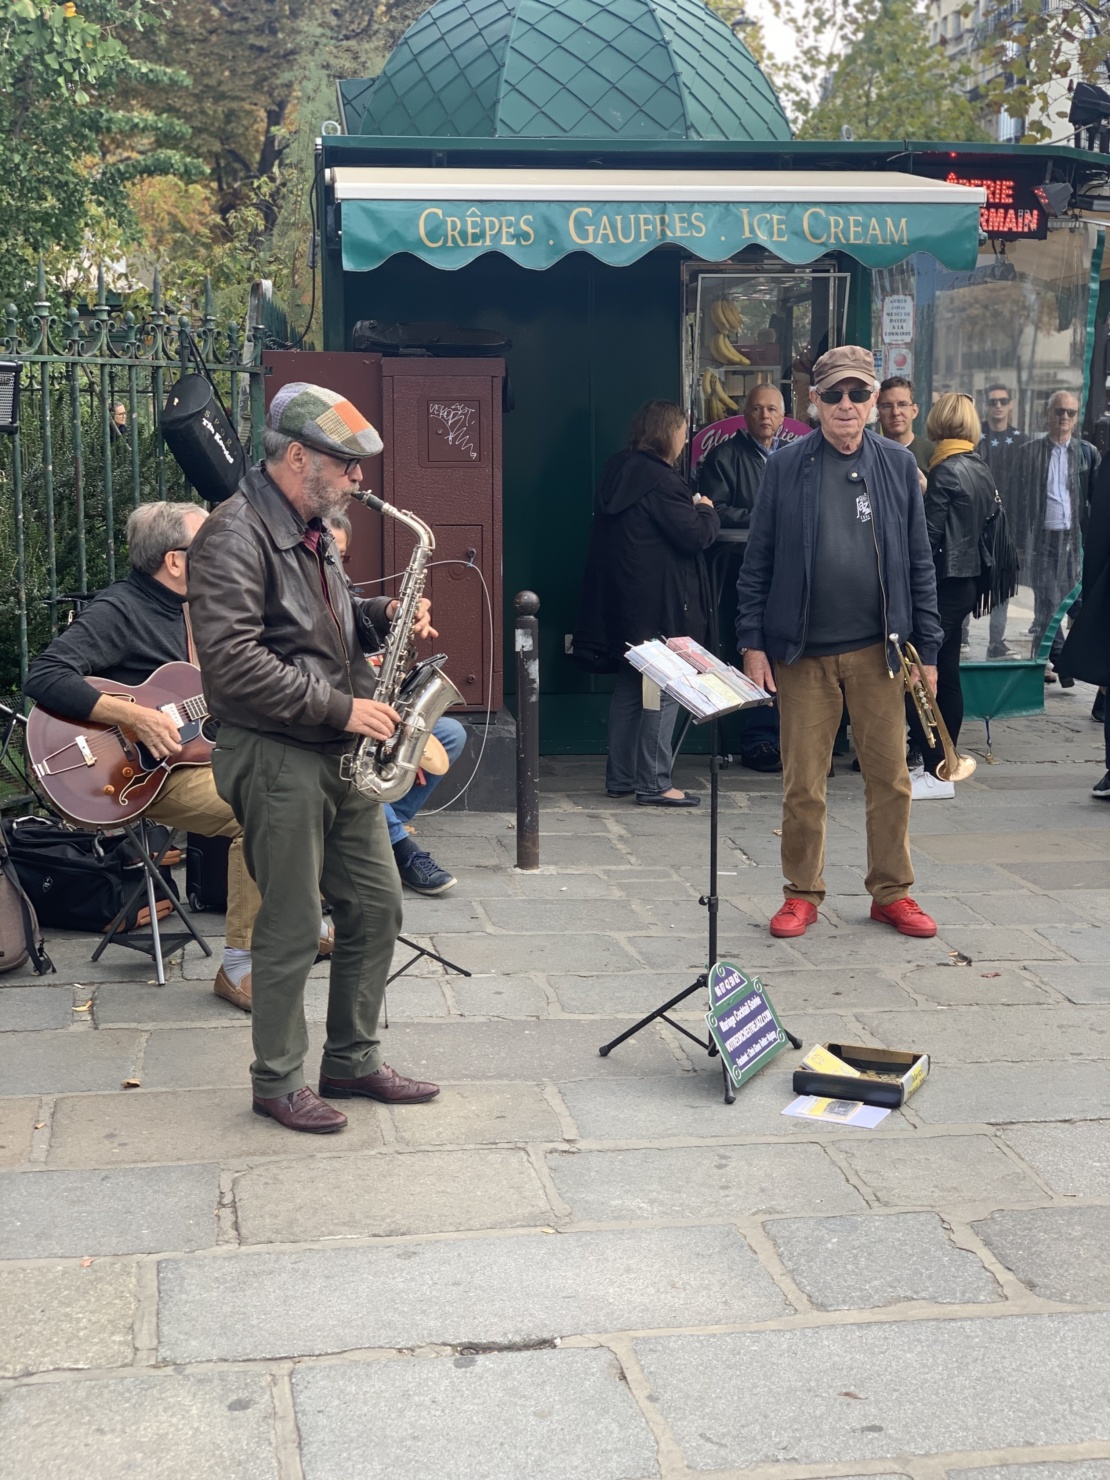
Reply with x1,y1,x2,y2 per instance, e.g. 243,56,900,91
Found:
981,971,1002,978
80,1258,94,1268
839,1391,864,1400
121,1078,141,1089
34,1122,45,1130
74,1000,93,1012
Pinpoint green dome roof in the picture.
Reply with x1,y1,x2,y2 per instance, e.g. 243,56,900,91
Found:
360,0,791,143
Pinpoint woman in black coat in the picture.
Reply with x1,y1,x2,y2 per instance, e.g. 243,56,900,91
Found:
908,392,998,796
1057,453,1110,798
573,400,720,806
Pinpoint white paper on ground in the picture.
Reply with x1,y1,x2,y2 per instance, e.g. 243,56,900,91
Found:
782,1094,891,1128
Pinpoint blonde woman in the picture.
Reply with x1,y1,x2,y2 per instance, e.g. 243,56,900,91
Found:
909,392,998,798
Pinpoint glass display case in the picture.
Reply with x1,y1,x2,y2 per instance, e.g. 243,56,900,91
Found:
682,258,850,472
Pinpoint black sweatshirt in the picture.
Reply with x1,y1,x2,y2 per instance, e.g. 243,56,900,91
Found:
24,569,189,720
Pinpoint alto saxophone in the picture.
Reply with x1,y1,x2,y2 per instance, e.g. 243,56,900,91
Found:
892,633,976,782
349,491,463,805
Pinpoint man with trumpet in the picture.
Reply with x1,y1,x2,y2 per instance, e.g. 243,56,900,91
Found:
736,346,946,940
187,382,440,1135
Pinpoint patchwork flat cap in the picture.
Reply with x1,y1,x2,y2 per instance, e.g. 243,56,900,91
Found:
267,381,384,460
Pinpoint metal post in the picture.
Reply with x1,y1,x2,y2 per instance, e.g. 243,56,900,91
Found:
514,591,541,870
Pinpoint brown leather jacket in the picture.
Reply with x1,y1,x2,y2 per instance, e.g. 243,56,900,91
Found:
186,464,392,748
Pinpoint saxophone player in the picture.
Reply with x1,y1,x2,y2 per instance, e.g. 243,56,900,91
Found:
187,382,440,1135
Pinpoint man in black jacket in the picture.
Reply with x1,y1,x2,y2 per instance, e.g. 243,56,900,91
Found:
22,501,292,1014
186,382,440,1135
697,385,784,772
978,383,1027,658
737,346,944,941
1013,390,1101,668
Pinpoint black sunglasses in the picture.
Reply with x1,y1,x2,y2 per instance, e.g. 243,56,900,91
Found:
1052,407,1078,418
817,386,874,405
987,397,1011,406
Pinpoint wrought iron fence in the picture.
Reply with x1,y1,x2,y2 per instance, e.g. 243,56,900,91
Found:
0,263,269,696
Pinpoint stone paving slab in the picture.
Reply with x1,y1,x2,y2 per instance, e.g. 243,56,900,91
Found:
0,1099,37,1167
0,932,162,986
46,1088,386,1167
233,1147,553,1242
157,1225,789,1362
558,1072,913,1143
549,972,721,1017
0,1259,137,1378
0,1371,280,1480
913,1062,1110,1124
1001,860,1110,892
785,930,966,968
999,1123,1110,1197
450,975,549,1017
1033,925,1110,964
292,1348,658,1480
765,1212,1002,1308
973,1207,1110,1304
0,1028,141,1096
0,1163,219,1257
90,980,246,1025
857,1005,1110,1064
1026,964,1110,1004
750,968,917,1014
963,894,1091,926
834,1133,1044,1208
546,1142,866,1221
479,898,654,934
428,931,639,975
387,1083,565,1147
911,830,1110,865
635,1312,1110,1470
0,985,74,1032
951,1465,1110,1480
900,963,1057,1008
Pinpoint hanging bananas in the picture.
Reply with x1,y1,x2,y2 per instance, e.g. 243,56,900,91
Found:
700,370,738,424
710,333,750,367
710,298,743,333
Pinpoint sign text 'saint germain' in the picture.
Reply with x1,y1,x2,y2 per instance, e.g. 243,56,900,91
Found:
417,205,911,252
945,172,1043,238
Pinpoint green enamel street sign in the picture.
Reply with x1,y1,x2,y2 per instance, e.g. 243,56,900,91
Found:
340,197,982,274
705,961,789,1091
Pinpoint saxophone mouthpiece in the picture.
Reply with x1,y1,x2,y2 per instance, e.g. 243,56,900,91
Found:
355,490,386,513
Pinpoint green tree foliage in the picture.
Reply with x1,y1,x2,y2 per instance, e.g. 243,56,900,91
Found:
979,0,1110,143
0,0,202,273
701,0,774,71
781,0,987,140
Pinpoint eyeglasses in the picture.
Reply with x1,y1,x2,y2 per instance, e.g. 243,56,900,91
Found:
817,386,874,405
309,446,362,477
1052,407,1078,418
877,399,914,411
987,397,1011,407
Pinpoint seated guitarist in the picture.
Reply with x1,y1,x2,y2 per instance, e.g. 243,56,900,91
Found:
23,502,342,1013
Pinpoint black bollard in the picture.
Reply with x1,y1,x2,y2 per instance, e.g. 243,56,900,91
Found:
514,591,541,870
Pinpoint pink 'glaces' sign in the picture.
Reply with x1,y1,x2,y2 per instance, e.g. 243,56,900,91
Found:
691,415,812,473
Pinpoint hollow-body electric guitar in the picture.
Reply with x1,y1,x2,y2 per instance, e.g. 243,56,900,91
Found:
26,662,216,827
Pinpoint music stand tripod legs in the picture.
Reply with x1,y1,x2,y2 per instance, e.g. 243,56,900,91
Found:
598,713,801,1104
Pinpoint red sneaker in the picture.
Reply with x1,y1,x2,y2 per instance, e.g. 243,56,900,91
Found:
770,899,819,937
870,897,937,937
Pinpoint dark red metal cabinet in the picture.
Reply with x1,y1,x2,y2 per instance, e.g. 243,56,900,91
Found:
261,351,502,713
380,359,503,713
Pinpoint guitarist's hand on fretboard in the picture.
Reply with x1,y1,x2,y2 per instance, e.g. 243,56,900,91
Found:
88,694,183,760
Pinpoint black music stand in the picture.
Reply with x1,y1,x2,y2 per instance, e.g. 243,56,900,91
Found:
598,601,801,1103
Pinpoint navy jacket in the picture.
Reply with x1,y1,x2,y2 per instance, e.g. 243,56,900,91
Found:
735,428,943,668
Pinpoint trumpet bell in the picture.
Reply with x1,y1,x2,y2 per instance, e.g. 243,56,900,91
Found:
936,751,976,782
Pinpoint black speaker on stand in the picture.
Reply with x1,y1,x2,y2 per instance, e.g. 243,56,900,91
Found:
161,372,246,504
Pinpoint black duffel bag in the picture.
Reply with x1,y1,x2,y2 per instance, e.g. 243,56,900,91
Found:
2,817,178,934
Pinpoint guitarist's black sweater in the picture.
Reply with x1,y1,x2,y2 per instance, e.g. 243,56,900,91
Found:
24,570,188,720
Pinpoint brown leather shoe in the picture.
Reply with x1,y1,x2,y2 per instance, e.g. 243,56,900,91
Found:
317,923,335,957
214,966,252,1013
252,1086,347,1133
318,1063,440,1104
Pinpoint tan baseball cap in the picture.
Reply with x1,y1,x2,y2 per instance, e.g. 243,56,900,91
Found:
811,346,877,393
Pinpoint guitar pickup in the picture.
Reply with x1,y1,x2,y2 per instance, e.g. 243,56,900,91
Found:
76,734,96,767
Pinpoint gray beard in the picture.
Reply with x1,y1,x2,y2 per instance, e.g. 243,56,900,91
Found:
301,460,350,522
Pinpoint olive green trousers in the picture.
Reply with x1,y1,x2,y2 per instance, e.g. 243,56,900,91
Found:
212,725,402,1097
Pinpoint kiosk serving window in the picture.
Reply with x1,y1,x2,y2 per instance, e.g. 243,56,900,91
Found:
683,259,849,465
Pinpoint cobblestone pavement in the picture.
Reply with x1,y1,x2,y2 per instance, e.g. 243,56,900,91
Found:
2,684,1109,1480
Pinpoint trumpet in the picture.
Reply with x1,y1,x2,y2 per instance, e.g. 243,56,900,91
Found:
892,634,976,782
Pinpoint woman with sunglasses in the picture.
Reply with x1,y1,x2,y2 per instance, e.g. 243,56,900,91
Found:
907,393,1001,800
